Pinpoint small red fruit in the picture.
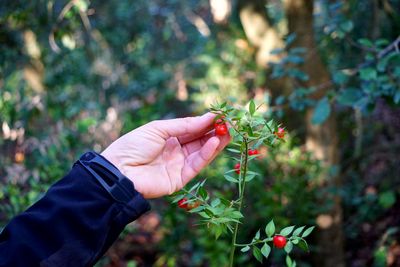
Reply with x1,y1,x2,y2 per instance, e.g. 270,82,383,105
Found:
215,124,228,136
248,149,259,156
178,198,189,209
273,235,287,249
214,116,226,127
234,163,241,174
275,127,285,139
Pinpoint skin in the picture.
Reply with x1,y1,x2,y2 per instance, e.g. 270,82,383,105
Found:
102,113,231,199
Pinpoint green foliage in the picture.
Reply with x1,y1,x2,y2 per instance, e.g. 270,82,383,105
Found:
1,0,399,266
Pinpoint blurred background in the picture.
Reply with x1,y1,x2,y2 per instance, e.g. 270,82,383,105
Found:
1,0,399,266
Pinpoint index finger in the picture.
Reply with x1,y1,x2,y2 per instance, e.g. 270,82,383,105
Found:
149,112,216,139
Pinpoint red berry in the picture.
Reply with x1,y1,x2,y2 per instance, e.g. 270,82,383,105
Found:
275,127,285,139
234,163,241,174
248,149,259,156
214,116,226,127
273,235,287,249
215,124,228,136
178,198,189,209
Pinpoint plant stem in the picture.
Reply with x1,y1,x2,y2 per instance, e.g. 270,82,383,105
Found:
228,139,249,267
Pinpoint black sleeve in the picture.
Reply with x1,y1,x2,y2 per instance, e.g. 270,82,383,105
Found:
0,154,151,267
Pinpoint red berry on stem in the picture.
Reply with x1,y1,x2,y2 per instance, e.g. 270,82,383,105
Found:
178,198,189,209
248,149,259,156
215,124,228,136
214,116,226,127
275,127,285,139
234,163,241,174
273,235,287,249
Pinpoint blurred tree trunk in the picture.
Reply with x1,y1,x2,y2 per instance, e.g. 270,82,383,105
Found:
285,1,345,266
237,0,283,66
237,0,301,133
209,0,232,24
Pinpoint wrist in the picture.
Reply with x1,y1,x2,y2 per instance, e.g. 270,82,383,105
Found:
100,150,146,198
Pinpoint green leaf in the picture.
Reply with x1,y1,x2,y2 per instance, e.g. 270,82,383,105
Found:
312,97,331,125
245,173,256,182
214,224,224,239
265,220,275,237
224,174,239,183
253,246,263,263
286,255,293,267
211,198,221,207
378,191,396,209
340,21,353,32
336,88,363,106
280,225,295,236
188,206,204,213
284,241,293,254
261,243,271,258
302,226,315,238
293,226,305,236
249,100,256,116
285,33,297,46
332,71,349,85
358,38,373,47
297,239,309,252
241,246,250,252
360,68,377,81
188,182,201,193
255,230,261,240
198,187,208,199
226,148,241,153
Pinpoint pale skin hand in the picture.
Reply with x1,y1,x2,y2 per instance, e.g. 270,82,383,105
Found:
101,113,231,199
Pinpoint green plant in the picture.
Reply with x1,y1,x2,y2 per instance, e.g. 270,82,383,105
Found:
172,101,314,266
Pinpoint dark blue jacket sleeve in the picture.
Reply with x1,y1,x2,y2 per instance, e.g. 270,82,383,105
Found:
0,156,151,267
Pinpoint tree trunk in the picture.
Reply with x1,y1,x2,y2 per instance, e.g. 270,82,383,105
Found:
237,0,283,66
285,1,345,266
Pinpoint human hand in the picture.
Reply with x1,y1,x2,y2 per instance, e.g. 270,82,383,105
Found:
101,113,230,199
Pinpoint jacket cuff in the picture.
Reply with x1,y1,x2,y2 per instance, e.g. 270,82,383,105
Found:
76,151,151,220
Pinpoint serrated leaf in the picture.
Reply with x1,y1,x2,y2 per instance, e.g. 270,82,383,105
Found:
265,220,275,237
284,241,293,254
253,246,263,263
302,226,315,238
241,246,250,252
261,243,271,258
312,97,331,125
280,226,295,236
293,226,305,236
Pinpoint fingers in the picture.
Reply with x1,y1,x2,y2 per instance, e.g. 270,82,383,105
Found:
181,136,220,185
149,113,216,140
